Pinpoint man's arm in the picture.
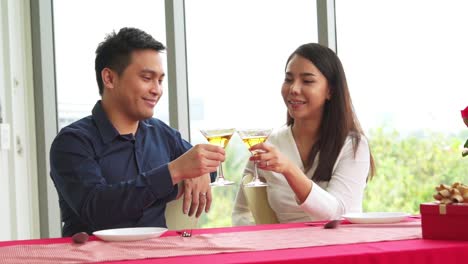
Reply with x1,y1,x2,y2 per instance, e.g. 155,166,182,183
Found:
50,131,177,231
51,130,224,230
168,143,225,217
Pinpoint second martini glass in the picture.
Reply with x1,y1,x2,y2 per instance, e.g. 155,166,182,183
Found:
237,128,273,187
200,128,236,187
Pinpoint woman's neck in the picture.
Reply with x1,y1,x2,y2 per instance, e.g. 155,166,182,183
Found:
292,119,320,144
291,119,320,165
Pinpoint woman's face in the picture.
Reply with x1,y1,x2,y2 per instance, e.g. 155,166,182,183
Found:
281,54,330,122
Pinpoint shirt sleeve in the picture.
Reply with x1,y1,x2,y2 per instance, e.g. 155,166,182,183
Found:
139,124,192,200
170,128,193,159
299,137,370,219
50,130,177,231
232,177,255,226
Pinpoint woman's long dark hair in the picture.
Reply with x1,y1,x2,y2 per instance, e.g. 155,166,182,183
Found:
285,43,375,182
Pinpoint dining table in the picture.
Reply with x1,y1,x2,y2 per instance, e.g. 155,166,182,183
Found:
1,217,468,264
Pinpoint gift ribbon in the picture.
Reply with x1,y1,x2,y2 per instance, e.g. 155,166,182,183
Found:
433,182,468,204
438,203,447,215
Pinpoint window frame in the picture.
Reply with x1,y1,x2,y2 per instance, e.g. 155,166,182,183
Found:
31,0,335,237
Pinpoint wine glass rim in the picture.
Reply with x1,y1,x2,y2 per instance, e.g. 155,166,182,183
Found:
237,128,273,134
237,128,273,139
200,128,236,137
200,128,236,132
237,128,273,132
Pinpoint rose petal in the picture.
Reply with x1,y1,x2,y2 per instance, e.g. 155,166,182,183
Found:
461,106,468,118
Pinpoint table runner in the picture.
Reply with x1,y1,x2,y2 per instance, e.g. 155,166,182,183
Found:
0,221,422,264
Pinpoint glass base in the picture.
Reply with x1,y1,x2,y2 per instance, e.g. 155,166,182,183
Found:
210,178,235,187
244,179,268,188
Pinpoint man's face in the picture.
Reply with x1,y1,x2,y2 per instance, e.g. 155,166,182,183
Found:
111,49,165,121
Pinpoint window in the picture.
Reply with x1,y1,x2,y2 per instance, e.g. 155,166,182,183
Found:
53,0,168,129
185,0,318,227
336,0,468,213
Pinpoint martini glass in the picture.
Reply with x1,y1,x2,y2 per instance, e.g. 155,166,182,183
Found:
200,128,236,187
237,129,273,187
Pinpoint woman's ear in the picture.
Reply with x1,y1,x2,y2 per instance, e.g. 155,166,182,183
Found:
326,87,332,100
101,68,116,91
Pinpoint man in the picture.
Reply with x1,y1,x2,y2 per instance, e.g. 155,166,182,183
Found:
50,27,224,237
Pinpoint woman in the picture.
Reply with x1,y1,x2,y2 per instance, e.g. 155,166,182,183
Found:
232,43,375,225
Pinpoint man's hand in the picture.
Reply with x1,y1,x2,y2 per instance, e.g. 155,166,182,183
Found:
177,174,212,217
168,144,224,184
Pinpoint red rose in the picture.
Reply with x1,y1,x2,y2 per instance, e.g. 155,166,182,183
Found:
462,106,468,127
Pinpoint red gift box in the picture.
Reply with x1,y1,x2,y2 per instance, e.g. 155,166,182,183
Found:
420,202,468,240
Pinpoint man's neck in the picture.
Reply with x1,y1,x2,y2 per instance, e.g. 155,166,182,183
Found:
101,99,139,135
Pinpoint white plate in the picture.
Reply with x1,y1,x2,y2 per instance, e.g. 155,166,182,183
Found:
93,227,167,242
342,212,410,224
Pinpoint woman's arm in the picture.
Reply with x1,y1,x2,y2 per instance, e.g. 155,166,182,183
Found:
299,137,370,219
252,137,370,220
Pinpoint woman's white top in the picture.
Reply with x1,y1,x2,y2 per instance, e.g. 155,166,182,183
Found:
232,125,370,226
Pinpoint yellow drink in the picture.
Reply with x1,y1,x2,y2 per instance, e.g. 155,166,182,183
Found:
237,128,273,187
242,136,268,149
205,133,233,148
200,128,236,187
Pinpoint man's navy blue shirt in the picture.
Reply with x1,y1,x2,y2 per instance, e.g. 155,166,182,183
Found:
50,101,192,237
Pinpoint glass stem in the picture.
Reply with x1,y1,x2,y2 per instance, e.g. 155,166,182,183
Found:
217,162,225,180
253,159,260,182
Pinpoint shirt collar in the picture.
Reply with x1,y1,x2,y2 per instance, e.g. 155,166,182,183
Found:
92,101,120,144
134,119,154,140
92,100,155,143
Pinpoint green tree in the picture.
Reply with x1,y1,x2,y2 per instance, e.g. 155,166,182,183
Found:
364,129,468,213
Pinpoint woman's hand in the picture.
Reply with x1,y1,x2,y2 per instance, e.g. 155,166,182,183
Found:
251,142,312,204
249,142,293,174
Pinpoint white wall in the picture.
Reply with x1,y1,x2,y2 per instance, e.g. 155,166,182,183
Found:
0,0,14,241
0,0,40,241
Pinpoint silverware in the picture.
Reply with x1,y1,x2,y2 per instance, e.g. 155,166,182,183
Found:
321,220,421,229
71,232,89,244
180,216,199,237
181,230,192,237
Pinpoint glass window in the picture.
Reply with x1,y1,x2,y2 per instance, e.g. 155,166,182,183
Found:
336,0,468,213
53,0,168,129
185,0,318,227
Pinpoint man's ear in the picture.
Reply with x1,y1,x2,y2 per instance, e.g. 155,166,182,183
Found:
101,68,116,91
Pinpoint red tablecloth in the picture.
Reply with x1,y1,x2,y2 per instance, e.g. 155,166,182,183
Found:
1,221,468,264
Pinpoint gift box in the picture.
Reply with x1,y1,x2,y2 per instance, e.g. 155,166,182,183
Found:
420,202,468,240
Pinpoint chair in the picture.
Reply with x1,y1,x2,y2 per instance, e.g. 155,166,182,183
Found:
165,192,194,231
242,174,279,224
